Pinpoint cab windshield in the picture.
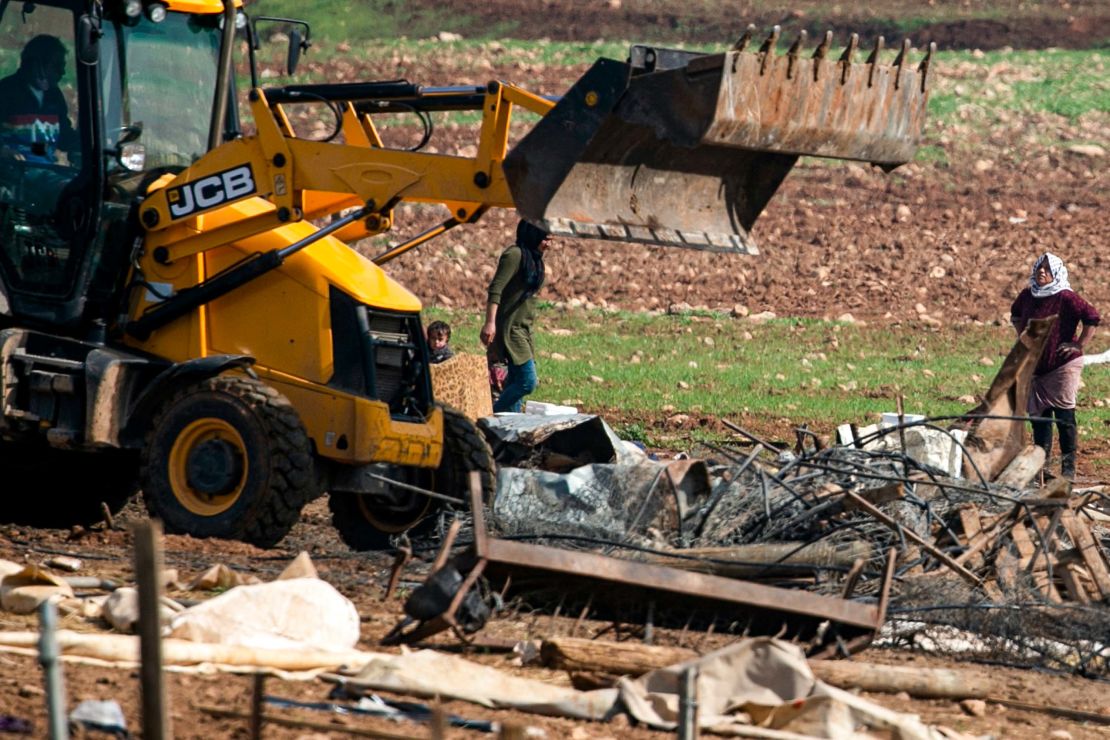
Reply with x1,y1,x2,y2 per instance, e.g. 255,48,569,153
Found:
101,12,222,175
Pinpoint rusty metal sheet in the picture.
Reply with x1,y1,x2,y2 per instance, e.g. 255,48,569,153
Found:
481,537,881,632
466,472,883,647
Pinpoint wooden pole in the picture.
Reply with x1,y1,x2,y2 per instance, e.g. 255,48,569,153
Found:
134,519,171,740
249,673,265,739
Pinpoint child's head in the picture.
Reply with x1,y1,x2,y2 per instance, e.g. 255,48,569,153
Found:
427,320,451,350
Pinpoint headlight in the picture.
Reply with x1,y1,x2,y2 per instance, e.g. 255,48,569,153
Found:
123,0,142,17
145,2,167,23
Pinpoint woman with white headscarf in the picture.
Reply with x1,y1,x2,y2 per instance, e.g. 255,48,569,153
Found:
1010,252,1101,479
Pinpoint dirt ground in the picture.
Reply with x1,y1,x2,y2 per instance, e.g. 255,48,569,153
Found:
2,498,1110,739
2,1,1109,738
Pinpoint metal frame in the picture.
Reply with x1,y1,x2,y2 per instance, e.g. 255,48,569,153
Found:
384,473,893,652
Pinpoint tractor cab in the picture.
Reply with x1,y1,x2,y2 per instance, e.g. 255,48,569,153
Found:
0,0,233,328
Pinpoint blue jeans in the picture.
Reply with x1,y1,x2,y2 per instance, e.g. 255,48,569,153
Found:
494,358,537,413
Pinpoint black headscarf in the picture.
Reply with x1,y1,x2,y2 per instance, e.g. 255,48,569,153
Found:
515,220,547,297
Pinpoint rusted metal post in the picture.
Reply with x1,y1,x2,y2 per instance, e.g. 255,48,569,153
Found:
677,666,699,739
896,394,908,455
134,519,171,740
38,599,69,740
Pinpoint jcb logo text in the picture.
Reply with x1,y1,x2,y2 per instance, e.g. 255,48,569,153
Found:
167,165,256,219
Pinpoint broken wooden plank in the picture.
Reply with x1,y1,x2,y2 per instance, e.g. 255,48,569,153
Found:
994,444,1046,488
957,505,985,569
1058,562,1091,604
954,505,1019,567
1060,510,1110,599
842,490,983,588
542,636,696,675
996,548,1021,592
843,482,905,511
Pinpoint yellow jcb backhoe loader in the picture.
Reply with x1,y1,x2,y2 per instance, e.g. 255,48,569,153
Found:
0,1,931,547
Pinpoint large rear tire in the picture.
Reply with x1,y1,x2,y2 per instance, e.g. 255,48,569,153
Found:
0,443,137,528
139,375,318,547
329,405,496,551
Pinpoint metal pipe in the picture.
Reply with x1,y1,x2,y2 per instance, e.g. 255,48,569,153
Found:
677,665,699,739
38,599,69,740
208,0,238,150
372,218,460,265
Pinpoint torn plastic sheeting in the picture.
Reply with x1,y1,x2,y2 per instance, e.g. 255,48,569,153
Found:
478,413,641,468
492,460,710,543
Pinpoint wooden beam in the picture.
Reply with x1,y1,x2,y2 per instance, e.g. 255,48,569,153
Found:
1060,510,1110,599
842,491,983,588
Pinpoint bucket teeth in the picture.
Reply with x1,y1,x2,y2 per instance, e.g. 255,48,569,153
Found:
732,24,757,52
839,33,859,64
786,29,807,58
812,30,833,60
918,41,937,92
759,25,781,73
866,35,885,86
503,27,932,252
786,30,807,78
866,35,885,65
759,24,781,55
892,38,912,88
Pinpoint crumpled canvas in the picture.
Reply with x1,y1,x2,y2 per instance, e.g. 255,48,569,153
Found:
170,577,359,652
619,638,946,739
335,648,619,720
333,638,961,738
0,563,73,614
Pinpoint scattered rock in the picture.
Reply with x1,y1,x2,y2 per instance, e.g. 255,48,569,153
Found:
749,310,776,322
676,381,690,390
1048,730,1073,740
960,699,987,717
958,394,977,404
667,302,694,315
550,352,567,361
836,313,856,324
896,204,912,222
436,31,463,42
1065,144,1105,158
589,375,604,383
978,356,995,367
730,304,750,318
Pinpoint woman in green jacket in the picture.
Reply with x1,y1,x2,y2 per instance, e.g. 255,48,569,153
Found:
480,220,551,412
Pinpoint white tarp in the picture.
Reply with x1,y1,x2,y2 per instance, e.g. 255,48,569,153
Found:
169,577,360,652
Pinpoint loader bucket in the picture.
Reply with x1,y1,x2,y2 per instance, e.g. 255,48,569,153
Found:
503,34,933,252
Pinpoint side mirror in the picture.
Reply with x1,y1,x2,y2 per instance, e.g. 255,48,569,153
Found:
286,29,305,75
113,123,145,172
77,15,101,65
